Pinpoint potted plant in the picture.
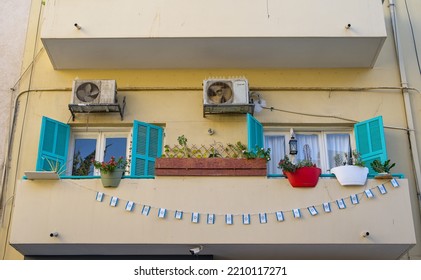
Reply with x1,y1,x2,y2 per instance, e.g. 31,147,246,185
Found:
370,159,395,179
278,145,321,188
93,156,128,187
330,150,368,186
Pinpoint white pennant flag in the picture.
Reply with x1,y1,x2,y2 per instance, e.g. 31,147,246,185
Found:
365,189,375,198
141,205,151,216
307,206,318,216
109,196,118,207
243,214,251,225
378,184,387,195
391,178,400,188
174,210,183,220
336,198,346,209
192,212,200,223
259,213,267,224
293,209,301,218
323,202,331,213
158,208,167,218
276,211,285,222
225,214,233,225
125,201,135,212
207,214,215,224
96,192,104,202
350,194,359,205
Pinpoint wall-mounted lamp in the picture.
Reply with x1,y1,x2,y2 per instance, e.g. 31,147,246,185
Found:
74,23,82,30
289,136,298,155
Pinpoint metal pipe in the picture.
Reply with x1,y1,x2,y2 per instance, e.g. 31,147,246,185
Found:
389,0,421,203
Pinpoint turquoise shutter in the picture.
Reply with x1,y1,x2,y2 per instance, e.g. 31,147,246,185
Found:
354,116,388,174
36,117,70,173
247,113,263,152
131,121,163,178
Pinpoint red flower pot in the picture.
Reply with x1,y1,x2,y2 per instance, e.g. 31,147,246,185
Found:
283,167,321,188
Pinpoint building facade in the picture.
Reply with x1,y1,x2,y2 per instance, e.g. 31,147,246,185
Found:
1,0,420,259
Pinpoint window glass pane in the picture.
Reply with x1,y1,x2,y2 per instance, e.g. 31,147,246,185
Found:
326,134,351,171
72,138,96,176
264,135,285,175
104,137,127,162
296,134,320,167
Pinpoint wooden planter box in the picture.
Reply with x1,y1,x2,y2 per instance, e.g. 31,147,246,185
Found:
155,158,267,176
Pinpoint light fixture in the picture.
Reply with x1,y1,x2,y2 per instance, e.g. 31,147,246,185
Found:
289,136,298,155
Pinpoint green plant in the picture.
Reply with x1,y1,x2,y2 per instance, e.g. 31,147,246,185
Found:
278,155,316,173
370,159,395,173
92,156,128,174
242,145,271,161
334,150,365,167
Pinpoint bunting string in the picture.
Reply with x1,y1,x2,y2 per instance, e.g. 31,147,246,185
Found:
67,178,400,225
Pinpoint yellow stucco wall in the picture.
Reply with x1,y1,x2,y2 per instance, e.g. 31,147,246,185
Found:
1,0,421,259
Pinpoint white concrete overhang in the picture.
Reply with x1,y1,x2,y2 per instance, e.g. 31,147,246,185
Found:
41,37,386,69
40,0,387,69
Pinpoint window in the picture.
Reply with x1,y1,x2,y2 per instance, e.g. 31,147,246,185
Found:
69,129,130,176
36,117,163,178
264,130,352,175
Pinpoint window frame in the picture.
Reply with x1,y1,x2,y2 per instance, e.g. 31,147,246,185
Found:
67,127,132,176
264,127,354,175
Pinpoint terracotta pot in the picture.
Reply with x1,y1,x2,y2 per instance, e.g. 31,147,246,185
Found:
283,167,321,188
100,169,124,187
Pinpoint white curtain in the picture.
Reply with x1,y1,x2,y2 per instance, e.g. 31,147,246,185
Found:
326,133,351,171
264,135,285,175
296,134,320,167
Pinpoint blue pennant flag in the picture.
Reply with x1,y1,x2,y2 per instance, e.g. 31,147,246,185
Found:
323,202,331,213
207,214,215,224
365,189,375,198
158,208,167,218
276,211,285,222
336,198,346,209
125,201,135,212
109,196,118,207
243,214,251,225
191,212,200,223
96,192,104,202
378,184,387,195
293,209,301,218
174,210,183,220
391,178,400,188
350,194,359,205
259,213,267,224
225,214,234,225
308,206,318,216
141,205,151,216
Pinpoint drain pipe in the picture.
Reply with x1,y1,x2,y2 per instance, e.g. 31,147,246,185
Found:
389,0,421,205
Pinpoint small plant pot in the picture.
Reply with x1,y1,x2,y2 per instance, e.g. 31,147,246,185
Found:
100,169,124,187
331,165,369,186
374,172,393,179
283,167,322,188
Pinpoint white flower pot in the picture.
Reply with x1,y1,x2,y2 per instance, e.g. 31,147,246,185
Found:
331,165,369,186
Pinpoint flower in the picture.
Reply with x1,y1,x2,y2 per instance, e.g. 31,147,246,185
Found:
92,156,128,174
278,155,316,173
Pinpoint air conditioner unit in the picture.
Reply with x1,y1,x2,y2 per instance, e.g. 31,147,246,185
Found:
203,78,249,105
71,79,117,105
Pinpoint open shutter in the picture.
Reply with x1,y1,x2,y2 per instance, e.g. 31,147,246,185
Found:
36,117,70,173
354,116,388,174
247,113,263,152
131,120,163,178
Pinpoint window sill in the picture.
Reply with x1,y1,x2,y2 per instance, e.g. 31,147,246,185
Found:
23,175,155,180
267,173,405,179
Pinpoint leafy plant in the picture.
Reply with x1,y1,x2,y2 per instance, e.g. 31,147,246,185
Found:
92,156,128,174
370,159,395,173
334,150,365,167
278,155,316,173
242,145,271,161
